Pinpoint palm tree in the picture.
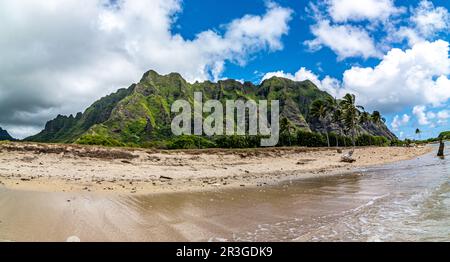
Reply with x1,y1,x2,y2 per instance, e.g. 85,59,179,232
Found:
280,117,294,146
415,128,421,141
360,111,371,125
325,96,342,147
340,94,364,147
372,111,386,126
311,99,331,147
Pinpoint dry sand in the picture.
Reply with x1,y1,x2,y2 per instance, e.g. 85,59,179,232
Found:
0,142,433,194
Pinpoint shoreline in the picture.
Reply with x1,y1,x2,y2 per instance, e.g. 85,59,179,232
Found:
0,142,433,195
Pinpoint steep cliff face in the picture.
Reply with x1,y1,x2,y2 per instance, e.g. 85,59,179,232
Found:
26,85,135,143
26,70,396,146
0,127,15,141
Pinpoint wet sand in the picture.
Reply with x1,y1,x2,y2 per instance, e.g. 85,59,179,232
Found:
0,147,448,242
0,142,432,194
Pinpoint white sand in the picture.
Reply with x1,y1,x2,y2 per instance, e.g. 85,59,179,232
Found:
0,142,433,194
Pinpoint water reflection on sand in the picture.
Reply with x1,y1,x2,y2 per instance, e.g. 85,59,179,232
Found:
0,146,448,242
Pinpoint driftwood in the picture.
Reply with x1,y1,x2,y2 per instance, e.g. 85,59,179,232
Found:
341,150,356,163
437,140,445,157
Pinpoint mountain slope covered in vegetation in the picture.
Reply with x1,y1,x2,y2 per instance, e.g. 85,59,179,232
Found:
26,70,396,148
0,127,15,141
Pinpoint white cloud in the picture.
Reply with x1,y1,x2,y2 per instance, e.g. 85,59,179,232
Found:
437,110,450,123
413,105,430,125
327,0,402,22
0,0,293,138
267,39,450,124
391,114,410,131
305,20,380,60
411,106,449,127
389,0,449,46
411,0,449,37
339,40,450,113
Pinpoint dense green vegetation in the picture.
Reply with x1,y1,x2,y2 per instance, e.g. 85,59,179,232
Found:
25,70,397,149
307,93,391,148
388,130,450,146
439,131,450,139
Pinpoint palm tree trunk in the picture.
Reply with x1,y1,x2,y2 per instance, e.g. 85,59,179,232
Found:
352,128,356,148
288,130,292,146
326,132,330,147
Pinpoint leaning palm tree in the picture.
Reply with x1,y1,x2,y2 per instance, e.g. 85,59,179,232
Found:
311,99,331,147
360,111,371,125
340,94,364,147
372,111,386,126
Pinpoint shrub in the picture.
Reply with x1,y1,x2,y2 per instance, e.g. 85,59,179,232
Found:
167,135,216,149
215,135,275,148
356,134,389,146
76,134,124,147
296,131,327,147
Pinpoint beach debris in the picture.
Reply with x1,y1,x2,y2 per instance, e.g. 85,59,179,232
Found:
341,150,356,163
160,175,173,180
121,160,132,164
296,159,315,165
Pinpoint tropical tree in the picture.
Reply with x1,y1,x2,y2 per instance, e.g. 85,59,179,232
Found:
360,111,371,125
280,117,294,146
340,94,364,147
372,111,386,126
311,99,331,147
415,128,422,140
324,96,342,147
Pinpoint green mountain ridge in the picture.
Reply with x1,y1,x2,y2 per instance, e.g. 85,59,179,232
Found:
26,70,397,147
0,127,15,141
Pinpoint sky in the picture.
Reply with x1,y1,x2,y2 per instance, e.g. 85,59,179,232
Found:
0,0,449,140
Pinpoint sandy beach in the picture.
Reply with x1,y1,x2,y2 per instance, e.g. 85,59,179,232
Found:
0,142,432,194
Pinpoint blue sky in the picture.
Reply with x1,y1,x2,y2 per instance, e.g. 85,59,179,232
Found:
171,0,450,139
0,0,449,139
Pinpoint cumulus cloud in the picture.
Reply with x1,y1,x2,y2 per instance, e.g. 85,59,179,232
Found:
339,40,450,113
391,114,410,131
264,40,450,119
411,0,449,37
307,0,449,60
0,0,293,138
437,110,450,124
390,0,449,46
413,105,431,125
327,0,402,22
305,20,380,60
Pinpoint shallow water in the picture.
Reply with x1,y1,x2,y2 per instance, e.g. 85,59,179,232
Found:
0,145,448,242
